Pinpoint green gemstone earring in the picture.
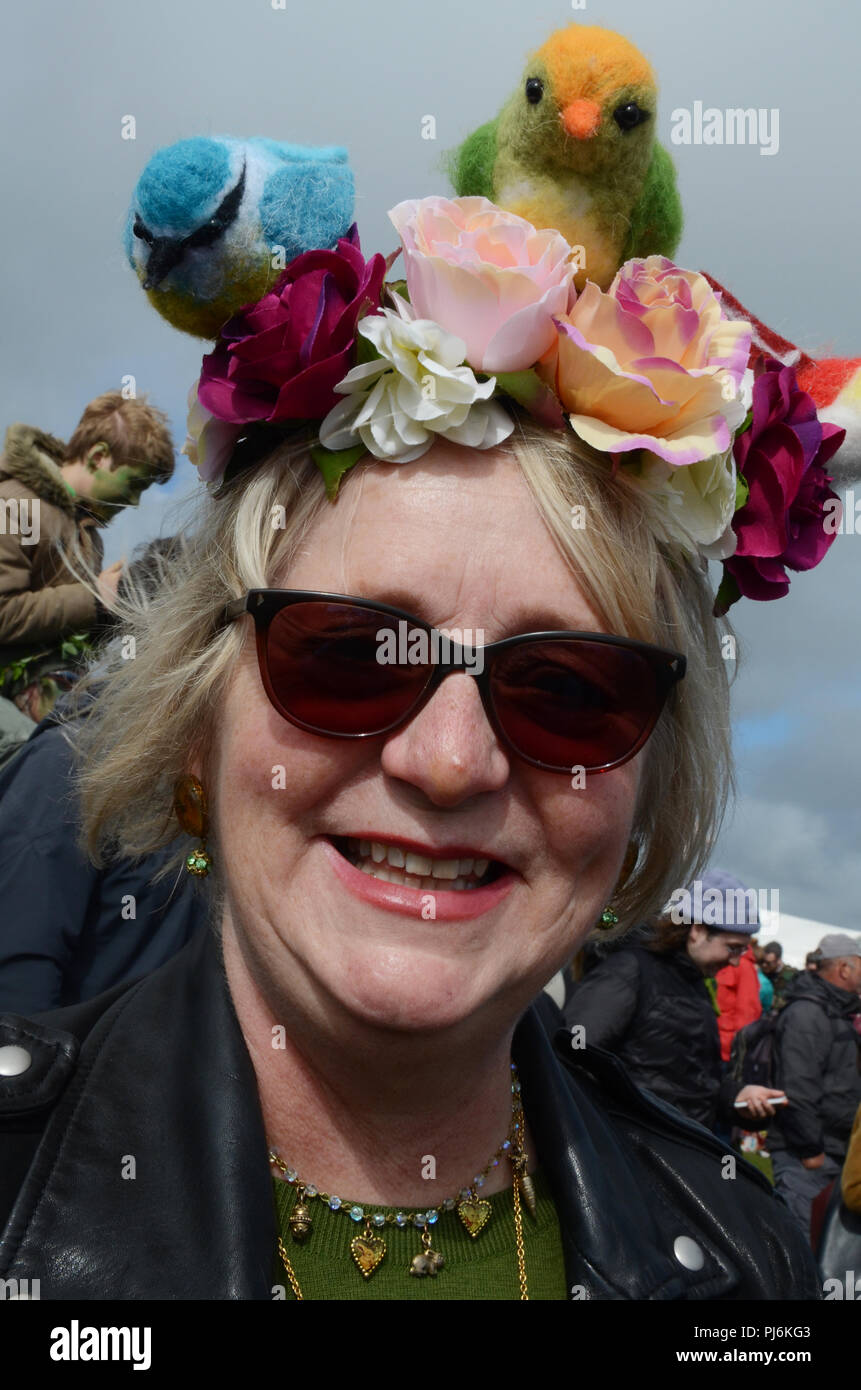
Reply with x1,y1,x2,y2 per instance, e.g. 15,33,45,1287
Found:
173,774,213,877
596,906,619,931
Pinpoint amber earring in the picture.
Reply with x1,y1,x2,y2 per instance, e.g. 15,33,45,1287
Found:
173,774,213,877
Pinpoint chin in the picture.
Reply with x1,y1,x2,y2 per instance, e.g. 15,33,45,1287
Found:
318,940,509,1033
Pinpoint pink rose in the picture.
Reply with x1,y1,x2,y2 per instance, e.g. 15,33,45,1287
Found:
388,196,577,373
539,256,752,467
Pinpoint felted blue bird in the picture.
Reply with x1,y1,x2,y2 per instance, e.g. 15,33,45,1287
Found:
125,136,355,339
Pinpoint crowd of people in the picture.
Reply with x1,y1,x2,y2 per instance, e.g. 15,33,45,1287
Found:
564,875,861,1258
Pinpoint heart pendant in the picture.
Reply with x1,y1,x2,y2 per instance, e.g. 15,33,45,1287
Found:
350,1233,386,1279
457,1197,492,1238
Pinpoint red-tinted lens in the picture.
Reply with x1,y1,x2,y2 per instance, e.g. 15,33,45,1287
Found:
488,638,668,771
261,602,432,735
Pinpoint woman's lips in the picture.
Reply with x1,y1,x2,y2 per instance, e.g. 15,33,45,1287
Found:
320,837,518,921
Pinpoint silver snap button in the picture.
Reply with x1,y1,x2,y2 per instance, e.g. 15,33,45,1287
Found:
673,1235,705,1270
0,1044,32,1077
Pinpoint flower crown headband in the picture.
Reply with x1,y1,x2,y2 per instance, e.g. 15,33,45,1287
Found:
182,194,844,616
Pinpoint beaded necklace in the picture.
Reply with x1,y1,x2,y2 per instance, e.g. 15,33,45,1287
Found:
270,1063,534,1296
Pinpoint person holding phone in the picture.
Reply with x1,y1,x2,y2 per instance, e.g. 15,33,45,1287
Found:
564,870,787,1133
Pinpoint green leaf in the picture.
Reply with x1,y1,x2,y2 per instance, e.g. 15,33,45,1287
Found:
493,369,567,431
386,279,409,303
734,473,750,511
354,333,383,367
735,406,753,437
310,443,368,501
713,570,741,618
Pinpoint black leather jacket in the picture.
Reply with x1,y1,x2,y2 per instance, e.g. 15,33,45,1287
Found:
0,928,819,1300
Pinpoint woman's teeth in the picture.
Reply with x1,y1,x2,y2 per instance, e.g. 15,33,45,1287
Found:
343,837,492,892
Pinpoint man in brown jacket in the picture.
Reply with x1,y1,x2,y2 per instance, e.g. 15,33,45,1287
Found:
0,390,174,724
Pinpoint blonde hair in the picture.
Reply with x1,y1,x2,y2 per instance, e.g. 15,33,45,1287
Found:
75,412,735,931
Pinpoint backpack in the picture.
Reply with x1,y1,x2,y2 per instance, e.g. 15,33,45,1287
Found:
729,1011,781,1088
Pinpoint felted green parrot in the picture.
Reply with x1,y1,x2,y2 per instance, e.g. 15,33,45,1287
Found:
447,23,683,292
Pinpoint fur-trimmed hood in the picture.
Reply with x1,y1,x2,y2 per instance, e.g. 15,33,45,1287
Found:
0,423,77,515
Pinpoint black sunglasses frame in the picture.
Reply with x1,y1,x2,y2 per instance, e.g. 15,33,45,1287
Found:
221,589,687,775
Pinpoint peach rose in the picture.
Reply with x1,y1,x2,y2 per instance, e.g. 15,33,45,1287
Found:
388,196,577,374
539,256,752,467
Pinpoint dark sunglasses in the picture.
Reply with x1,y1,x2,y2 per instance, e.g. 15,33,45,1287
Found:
221,590,686,774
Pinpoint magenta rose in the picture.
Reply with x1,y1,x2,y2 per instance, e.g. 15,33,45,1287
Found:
724,357,844,602
197,225,386,429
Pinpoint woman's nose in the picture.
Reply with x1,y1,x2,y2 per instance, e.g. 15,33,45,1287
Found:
379,671,511,806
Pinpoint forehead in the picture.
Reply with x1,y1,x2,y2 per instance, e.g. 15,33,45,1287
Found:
284,446,606,636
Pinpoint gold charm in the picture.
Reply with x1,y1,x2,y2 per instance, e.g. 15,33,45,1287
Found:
289,1199,313,1243
512,1154,537,1220
410,1225,445,1277
518,1170,537,1221
350,1221,386,1279
457,1197,492,1237
409,1250,444,1276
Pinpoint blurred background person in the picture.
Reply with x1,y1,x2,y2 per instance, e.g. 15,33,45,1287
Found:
715,893,763,1067
761,941,798,1010
0,390,174,724
768,934,861,1237
563,869,784,1135
841,1103,861,1216
751,943,775,1010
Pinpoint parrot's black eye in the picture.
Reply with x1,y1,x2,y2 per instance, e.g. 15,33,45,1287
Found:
613,102,650,132
525,77,544,105
133,215,154,245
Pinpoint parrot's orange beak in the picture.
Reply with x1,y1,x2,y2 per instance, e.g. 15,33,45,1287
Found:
561,99,602,140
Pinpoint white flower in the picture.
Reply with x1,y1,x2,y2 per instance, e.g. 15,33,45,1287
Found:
635,447,739,560
319,307,515,463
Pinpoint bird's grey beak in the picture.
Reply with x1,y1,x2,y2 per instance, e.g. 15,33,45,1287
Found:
143,237,186,290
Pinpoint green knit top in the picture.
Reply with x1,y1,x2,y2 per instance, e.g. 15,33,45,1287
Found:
271,1168,567,1300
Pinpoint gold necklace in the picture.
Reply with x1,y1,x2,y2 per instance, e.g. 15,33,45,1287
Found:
271,1063,534,1296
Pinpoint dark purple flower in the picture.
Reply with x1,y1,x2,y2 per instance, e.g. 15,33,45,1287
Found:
197,225,386,426
724,357,844,602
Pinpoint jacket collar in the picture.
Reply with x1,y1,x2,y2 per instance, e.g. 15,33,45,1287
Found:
513,1005,728,1299
2,930,733,1299
788,969,860,1017
1,424,77,515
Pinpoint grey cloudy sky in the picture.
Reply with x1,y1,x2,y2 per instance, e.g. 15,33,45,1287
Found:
1,0,858,924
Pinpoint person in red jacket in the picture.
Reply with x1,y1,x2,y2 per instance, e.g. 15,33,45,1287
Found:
714,874,763,1061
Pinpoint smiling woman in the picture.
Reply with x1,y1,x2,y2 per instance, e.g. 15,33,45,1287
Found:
0,404,819,1301
0,146,837,1298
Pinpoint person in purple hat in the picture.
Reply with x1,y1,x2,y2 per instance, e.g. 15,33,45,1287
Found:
563,868,786,1133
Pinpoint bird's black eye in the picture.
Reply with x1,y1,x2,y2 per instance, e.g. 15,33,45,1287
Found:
525,77,544,105
133,215,154,245
613,102,650,132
